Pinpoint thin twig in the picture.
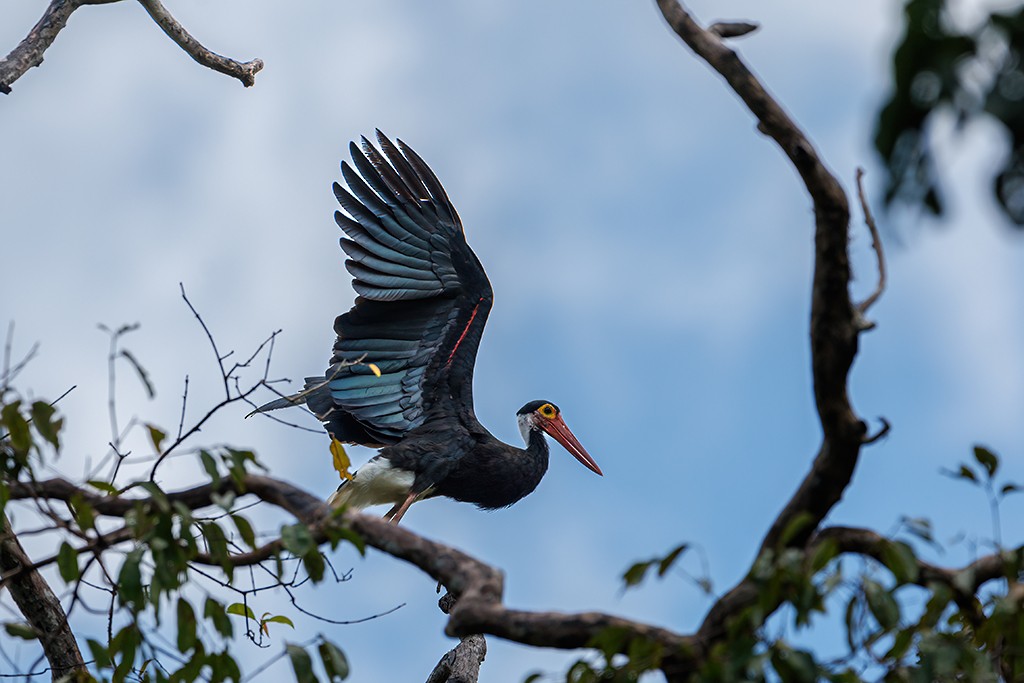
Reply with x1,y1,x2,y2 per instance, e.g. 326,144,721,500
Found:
136,0,263,87
855,167,887,315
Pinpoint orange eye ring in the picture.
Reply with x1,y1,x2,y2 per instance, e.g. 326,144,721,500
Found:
538,403,557,419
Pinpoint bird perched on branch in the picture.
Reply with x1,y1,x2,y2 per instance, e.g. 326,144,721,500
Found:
254,131,602,524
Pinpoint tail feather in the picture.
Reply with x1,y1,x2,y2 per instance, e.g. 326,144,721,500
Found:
248,377,330,417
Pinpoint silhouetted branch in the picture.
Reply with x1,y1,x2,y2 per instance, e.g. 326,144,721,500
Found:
855,167,888,318
814,525,1019,595
656,0,871,664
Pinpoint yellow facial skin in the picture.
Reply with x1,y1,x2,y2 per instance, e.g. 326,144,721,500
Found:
538,403,557,419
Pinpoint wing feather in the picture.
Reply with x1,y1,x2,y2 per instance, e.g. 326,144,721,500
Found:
304,132,493,444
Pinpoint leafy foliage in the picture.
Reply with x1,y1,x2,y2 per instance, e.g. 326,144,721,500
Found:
876,0,1024,225
0,374,357,683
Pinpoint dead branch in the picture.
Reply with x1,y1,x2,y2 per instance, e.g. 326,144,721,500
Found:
855,167,888,318
136,0,263,87
0,0,82,94
0,0,261,95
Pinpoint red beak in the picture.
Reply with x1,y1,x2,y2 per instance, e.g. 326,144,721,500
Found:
542,414,603,476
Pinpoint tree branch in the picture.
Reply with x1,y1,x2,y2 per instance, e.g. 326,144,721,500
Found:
0,513,85,676
0,0,85,95
0,0,262,95
815,525,1018,595
655,0,867,657
6,474,699,678
136,0,263,87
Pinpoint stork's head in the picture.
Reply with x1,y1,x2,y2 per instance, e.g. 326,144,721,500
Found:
517,400,603,476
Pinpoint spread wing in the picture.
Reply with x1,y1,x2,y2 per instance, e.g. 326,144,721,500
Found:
318,131,493,445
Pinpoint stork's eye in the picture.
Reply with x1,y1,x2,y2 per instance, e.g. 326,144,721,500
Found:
538,403,557,419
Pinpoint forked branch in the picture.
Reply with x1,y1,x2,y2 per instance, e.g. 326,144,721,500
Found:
0,0,262,94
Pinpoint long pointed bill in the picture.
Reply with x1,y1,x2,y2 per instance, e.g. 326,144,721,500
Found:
542,415,603,476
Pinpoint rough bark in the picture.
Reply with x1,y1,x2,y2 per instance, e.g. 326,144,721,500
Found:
0,513,85,679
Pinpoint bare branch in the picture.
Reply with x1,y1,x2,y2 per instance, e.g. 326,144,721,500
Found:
137,0,263,87
655,0,870,659
0,0,85,95
855,167,888,317
0,514,85,676
425,634,486,683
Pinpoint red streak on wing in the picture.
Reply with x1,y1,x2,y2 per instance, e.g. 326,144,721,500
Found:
445,299,483,367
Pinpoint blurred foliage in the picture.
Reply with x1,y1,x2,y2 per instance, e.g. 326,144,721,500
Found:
547,444,1024,682
0,385,354,683
876,0,1024,226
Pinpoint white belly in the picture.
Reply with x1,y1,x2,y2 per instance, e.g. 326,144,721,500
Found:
328,457,415,510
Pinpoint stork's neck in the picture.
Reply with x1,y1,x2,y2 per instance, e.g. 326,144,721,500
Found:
525,426,550,462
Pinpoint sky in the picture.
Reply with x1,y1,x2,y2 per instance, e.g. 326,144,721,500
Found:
2,0,1024,680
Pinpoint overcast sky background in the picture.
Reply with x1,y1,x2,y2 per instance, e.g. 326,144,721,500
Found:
3,0,1024,680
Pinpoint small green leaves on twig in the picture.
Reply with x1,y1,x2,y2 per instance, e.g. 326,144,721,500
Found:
622,543,689,589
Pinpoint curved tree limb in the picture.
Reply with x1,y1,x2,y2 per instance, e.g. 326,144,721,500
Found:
0,0,261,95
655,0,869,657
136,0,263,88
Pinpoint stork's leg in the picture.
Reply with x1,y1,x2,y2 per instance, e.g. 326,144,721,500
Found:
384,491,418,525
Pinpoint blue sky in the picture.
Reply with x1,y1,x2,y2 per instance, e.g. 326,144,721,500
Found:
3,0,1024,680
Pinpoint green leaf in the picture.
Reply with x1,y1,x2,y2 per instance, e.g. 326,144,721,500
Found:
303,549,326,582
810,538,839,573
86,480,120,495
57,542,79,582
657,544,688,577
71,496,96,532
318,639,349,681
231,514,256,549
863,578,900,631
973,445,999,478
881,540,920,585
779,511,815,547
87,638,112,669
2,402,31,454
117,549,144,612
120,349,155,399
622,561,652,589
1001,483,1021,497
30,401,60,451
770,643,817,683
281,523,315,557
204,598,233,639
200,450,221,484
263,615,295,629
942,465,978,484
4,622,37,640
146,423,166,452
226,603,256,620
286,643,320,683
177,598,197,653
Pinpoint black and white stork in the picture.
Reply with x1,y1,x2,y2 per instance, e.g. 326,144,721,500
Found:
255,132,602,524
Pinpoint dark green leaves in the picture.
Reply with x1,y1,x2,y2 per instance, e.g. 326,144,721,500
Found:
204,598,233,639
4,622,37,640
177,598,198,653
317,639,349,681
622,543,688,589
864,579,900,631
282,523,315,556
287,643,319,683
117,549,144,613
57,542,79,582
